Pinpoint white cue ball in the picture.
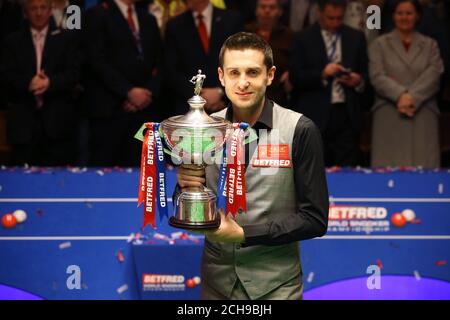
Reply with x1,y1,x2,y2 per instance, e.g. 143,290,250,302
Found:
193,276,201,285
402,209,416,222
13,209,27,223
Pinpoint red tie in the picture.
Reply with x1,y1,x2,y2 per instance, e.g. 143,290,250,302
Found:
127,4,137,33
197,13,209,54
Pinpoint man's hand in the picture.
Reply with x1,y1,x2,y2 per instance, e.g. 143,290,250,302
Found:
322,63,345,78
201,88,224,113
203,210,245,243
127,87,152,110
177,164,205,192
337,72,362,88
122,100,138,113
29,70,50,95
280,71,293,93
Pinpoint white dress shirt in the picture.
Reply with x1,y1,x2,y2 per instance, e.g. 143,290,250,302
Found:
192,2,213,38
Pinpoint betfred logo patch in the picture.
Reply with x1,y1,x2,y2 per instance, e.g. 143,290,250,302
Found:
252,144,292,168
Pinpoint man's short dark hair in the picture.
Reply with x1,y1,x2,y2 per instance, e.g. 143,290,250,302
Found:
317,0,347,11
219,32,274,71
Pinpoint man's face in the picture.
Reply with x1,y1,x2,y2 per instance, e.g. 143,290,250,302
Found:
218,49,275,112
255,0,282,27
318,4,345,33
393,2,418,33
25,0,52,31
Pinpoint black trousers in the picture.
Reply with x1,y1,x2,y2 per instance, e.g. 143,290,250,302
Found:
10,113,75,166
322,103,360,167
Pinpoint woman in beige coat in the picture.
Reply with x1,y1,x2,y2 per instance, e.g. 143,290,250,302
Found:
368,0,444,167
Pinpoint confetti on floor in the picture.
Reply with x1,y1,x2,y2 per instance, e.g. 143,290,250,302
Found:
376,259,383,269
126,233,135,243
436,260,447,266
117,284,128,294
438,183,444,194
413,270,421,281
307,272,314,283
59,241,72,250
388,179,394,188
95,170,104,176
116,250,125,263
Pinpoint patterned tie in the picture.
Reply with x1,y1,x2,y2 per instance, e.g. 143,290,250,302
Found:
197,13,209,54
324,31,345,104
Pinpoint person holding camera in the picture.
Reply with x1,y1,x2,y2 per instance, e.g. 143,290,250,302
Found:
289,0,368,166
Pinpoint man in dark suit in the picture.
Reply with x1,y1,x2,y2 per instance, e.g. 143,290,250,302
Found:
164,0,244,115
1,0,80,166
290,0,368,166
83,0,163,166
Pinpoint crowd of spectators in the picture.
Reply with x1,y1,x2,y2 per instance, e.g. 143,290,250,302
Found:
0,0,448,167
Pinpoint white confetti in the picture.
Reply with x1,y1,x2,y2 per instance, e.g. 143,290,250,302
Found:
388,179,394,188
171,232,183,239
154,233,170,241
95,170,104,176
126,233,135,243
438,183,444,194
0,185,2,192
58,241,72,250
126,168,133,173
117,284,128,294
414,270,421,281
307,272,315,283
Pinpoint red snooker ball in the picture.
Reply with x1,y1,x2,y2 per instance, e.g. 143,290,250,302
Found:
186,279,196,289
391,213,407,228
2,213,17,229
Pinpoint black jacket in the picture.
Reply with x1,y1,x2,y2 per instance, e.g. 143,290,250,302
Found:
83,0,163,118
164,7,243,115
1,26,80,144
290,23,368,133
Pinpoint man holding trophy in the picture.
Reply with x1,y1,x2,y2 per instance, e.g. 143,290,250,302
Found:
176,32,329,300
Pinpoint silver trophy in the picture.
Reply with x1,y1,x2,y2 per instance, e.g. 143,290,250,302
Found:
161,70,231,230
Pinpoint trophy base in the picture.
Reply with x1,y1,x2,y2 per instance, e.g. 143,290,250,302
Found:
169,216,220,230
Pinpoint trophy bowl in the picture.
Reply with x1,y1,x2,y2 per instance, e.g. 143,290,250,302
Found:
161,76,231,230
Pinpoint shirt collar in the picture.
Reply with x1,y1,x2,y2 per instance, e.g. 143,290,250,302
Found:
31,25,49,39
225,97,273,129
115,0,134,16
192,2,213,21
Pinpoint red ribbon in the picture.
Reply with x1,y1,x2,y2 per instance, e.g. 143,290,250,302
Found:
226,124,246,217
138,123,157,229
